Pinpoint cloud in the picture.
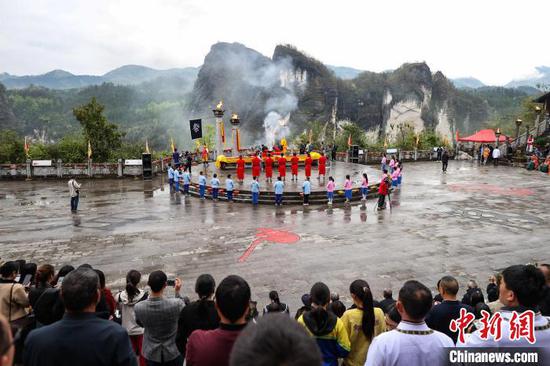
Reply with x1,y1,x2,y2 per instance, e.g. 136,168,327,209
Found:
0,0,549,85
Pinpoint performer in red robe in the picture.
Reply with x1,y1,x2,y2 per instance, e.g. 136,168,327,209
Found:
291,153,299,181
305,153,312,179
252,154,261,179
236,155,245,183
278,153,286,181
264,153,273,182
318,152,327,179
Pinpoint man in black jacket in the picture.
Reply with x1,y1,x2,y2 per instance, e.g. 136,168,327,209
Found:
539,264,550,316
425,276,473,344
441,149,449,172
24,268,136,366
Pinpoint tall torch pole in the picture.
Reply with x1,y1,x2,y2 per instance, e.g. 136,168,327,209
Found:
213,101,225,158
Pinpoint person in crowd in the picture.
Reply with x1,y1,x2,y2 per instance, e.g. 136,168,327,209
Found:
94,269,116,318
24,268,136,366
0,261,29,324
278,154,286,181
441,149,449,173
251,154,261,180
526,134,534,153
482,146,490,165
377,170,389,210
365,280,454,366
200,146,208,169
186,152,194,173
344,175,353,203
302,177,311,206
459,265,550,356
397,162,403,186
318,152,327,179
262,291,289,315
461,279,482,305
379,289,396,313
341,280,385,366
0,314,14,366
198,171,206,199
384,304,401,331
305,153,312,179
381,153,387,171
290,153,299,181
486,275,498,303
176,274,219,359
28,264,59,327
52,265,74,287
469,289,485,309
229,313,322,366
167,164,174,193
295,294,312,320
297,282,350,366
182,170,191,196
18,262,37,287
538,264,550,316
236,155,245,183
250,177,260,205
186,275,250,366
210,174,220,201
134,271,185,366
28,264,54,305
389,155,396,173
391,165,399,189
360,173,369,200
326,176,335,205
172,167,181,194
492,146,501,166
264,153,273,183
425,275,473,344
328,293,346,318
225,174,234,202
68,176,81,212
436,146,442,161
172,148,179,168
273,176,284,206
117,270,148,366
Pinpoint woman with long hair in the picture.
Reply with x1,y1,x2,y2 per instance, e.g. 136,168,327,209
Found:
297,282,350,366
341,280,386,366
176,274,219,358
263,290,289,315
116,270,148,366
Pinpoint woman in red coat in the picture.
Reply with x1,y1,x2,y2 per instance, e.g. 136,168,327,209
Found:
252,154,261,178
264,153,273,182
236,155,245,183
305,153,312,178
278,153,286,181
318,152,326,179
291,152,299,181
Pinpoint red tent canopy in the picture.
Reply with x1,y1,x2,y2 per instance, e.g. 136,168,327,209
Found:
457,129,508,143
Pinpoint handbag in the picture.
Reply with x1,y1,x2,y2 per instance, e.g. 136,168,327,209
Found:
8,283,36,364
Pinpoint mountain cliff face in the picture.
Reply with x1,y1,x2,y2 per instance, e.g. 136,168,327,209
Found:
188,43,489,144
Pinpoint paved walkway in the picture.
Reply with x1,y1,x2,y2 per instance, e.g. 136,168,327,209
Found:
1,161,548,311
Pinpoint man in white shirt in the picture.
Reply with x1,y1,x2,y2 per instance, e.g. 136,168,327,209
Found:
68,177,81,212
365,280,454,366
459,265,550,360
492,147,501,166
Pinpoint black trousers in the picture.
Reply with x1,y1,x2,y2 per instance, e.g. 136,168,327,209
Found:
303,194,309,204
377,194,385,208
442,162,448,171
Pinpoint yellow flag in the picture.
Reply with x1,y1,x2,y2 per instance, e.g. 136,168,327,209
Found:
87,140,92,159
145,139,150,154
170,138,175,153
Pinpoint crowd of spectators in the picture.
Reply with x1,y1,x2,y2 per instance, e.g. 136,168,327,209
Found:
0,259,549,366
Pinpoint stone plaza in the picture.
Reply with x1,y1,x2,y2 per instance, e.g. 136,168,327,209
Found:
1,161,548,310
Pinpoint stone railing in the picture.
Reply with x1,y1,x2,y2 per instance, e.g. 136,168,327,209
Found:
0,157,171,180
335,149,444,164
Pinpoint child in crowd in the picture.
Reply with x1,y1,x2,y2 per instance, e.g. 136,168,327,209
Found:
302,177,311,206
198,171,207,199
210,174,220,200
226,174,234,201
251,177,260,205
344,175,353,203
361,173,369,200
326,176,335,205
274,176,284,206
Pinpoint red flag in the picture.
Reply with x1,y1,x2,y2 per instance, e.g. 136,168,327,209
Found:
24,137,30,157
347,134,352,147
456,130,460,142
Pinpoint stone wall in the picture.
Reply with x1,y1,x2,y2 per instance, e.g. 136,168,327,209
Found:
336,149,446,164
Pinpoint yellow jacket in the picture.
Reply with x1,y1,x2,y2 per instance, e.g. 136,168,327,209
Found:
341,307,386,366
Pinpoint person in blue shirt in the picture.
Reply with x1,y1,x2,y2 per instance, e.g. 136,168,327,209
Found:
302,177,311,206
273,176,284,206
167,164,174,192
198,171,207,199
226,174,234,201
210,174,220,200
182,170,191,196
251,177,260,205
173,167,181,193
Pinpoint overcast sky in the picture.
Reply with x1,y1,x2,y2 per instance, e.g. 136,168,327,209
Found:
1,0,548,85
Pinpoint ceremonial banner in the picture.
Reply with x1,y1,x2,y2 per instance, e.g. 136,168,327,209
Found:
190,119,203,140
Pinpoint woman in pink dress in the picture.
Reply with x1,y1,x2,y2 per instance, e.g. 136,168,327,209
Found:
326,176,335,205
344,175,353,202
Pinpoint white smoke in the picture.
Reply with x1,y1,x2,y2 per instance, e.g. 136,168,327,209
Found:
264,111,291,147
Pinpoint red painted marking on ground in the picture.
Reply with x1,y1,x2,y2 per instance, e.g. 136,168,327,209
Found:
448,184,534,197
238,228,300,262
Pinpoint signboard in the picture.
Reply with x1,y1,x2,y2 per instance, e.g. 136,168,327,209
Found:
386,148,398,154
32,160,52,167
124,159,143,166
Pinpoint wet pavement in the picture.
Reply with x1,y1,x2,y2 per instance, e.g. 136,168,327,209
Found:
1,161,548,312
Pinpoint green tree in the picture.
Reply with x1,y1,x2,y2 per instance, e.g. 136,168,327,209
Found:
0,130,25,163
73,97,122,162
335,123,368,151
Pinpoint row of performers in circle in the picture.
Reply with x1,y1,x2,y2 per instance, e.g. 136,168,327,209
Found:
234,152,327,182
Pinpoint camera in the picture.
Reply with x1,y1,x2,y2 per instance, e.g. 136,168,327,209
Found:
167,279,176,287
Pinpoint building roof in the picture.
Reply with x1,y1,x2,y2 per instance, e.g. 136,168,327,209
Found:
534,91,550,103
458,129,508,143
